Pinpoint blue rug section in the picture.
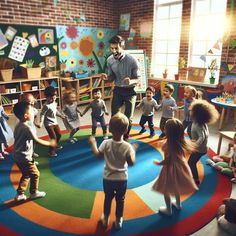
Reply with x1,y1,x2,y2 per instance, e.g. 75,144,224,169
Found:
50,138,162,191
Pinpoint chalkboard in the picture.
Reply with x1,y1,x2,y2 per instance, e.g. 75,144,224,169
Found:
0,24,58,76
125,50,147,93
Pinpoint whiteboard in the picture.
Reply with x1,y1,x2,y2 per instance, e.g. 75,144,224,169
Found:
125,50,147,93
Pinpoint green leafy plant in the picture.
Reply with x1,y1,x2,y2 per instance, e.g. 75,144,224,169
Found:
208,58,218,78
25,59,34,68
92,51,110,73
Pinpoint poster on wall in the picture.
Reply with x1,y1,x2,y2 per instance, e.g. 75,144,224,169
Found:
56,25,116,74
8,36,29,62
5,26,17,41
38,28,54,44
125,50,147,93
0,29,8,50
119,13,130,31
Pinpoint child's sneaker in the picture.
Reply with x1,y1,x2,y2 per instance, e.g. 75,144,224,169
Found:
69,139,75,144
15,193,27,201
139,128,146,134
159,206,172,216
30,191,46,199
150,132,155,138
231,178,236,184
172,201,182,210
48,152,57,157
33,152,39,158
100,214,109,228
56,145,63,150
0,153,4,160
103,135,108,140
114,217,123,230
72,137,78,141
34,161,39,165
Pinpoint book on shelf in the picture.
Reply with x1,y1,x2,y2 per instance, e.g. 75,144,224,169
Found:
93,78,101,88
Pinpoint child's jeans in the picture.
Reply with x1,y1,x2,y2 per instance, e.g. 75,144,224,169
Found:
91,115,107,135
46,125,61,155
103,179,127,218
139,115,154,134
16,161,40,194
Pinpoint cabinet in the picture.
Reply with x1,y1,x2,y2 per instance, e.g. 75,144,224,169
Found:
0,77,60,115
60,74,114,106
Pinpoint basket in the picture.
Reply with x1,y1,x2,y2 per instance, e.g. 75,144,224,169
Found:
187,67,206,82
0,69,13,81
21,65,41,79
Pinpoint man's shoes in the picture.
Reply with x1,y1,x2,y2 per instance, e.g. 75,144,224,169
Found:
56,145,63,150
30,191,46,199
33,152,39,158
139,128,146,134
114,217,123,230
15,193,27,202
100,214,109,228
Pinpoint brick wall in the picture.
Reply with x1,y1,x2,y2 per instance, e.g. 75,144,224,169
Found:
0,0,119,29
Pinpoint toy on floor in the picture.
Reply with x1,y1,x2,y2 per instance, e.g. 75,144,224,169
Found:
206,133,236,183
217,198,236,235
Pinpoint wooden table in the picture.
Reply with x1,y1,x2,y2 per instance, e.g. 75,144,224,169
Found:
211,98,236,130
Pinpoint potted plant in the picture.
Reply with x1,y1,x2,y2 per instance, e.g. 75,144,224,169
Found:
163,68,168,79
208,59,218,84
0,58,17,81
175,57,186,80
21,59,42,79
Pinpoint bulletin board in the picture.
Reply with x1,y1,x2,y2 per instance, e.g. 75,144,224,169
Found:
126,50,147,93
0,24,58,75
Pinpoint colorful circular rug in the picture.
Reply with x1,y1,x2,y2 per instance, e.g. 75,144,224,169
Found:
0,125,232,236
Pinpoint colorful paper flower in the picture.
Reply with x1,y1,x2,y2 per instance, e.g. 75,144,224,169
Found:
79,59,84,66
78,36,94,57
98,41,105,50
97,49,103,57
70,41,78,50
97,30,104,39
60,42,67,49
66,26,78,39
87,58,95,68
68,58,76,67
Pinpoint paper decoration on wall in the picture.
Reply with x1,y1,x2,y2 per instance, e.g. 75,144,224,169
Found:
228,64,234,72
28,34,39,48
80,14,86,22
129,28,136,38
53,45,57,52
221,62,230,73
22,32,28,39
8,36,29,62
0,29,8,50
140,21,152,38
39,46,50,56
45,55,57,68
5,26,17,41
0,51,5,55
213,41,220,50
200,55,206,62
38,28,54,44
119,13,130,31
208,49,213,54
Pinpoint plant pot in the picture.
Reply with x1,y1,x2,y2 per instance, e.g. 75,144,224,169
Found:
0,69,13,81
21,65,41,79
209,77,215,84
163,73,167,79
174,74,180,80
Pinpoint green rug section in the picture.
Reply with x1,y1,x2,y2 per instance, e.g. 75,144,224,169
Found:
26,128,97,218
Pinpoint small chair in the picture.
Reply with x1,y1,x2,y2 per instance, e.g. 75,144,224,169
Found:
217,131,235,155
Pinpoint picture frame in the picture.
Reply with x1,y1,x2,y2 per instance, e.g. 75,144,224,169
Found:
45,55,57,69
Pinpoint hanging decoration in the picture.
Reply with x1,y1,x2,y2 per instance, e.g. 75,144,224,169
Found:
213,41,220,50
208,49,213,54
200,55,206,62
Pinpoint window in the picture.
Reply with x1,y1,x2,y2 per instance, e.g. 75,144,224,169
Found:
189,0,227,84
151,0,183,79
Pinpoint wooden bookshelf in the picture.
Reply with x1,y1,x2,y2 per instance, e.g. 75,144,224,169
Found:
0,77,60,115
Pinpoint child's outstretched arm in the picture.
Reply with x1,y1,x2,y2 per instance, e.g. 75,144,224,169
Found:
88,136,102,158
81,103,91,116
126,143,138,166
33,134,57,147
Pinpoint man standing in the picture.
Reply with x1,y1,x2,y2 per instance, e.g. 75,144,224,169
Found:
101,35,141,140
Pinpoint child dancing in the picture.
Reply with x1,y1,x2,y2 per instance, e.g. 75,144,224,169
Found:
152,118,198,216
136,86,159,137
188,99,219,186
39,86,65,157
158,84,177,139
0,104,13,160
89,112,137,229
82,88,109,139
13,101,56,201
62,90,82,144
178,85,198,137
